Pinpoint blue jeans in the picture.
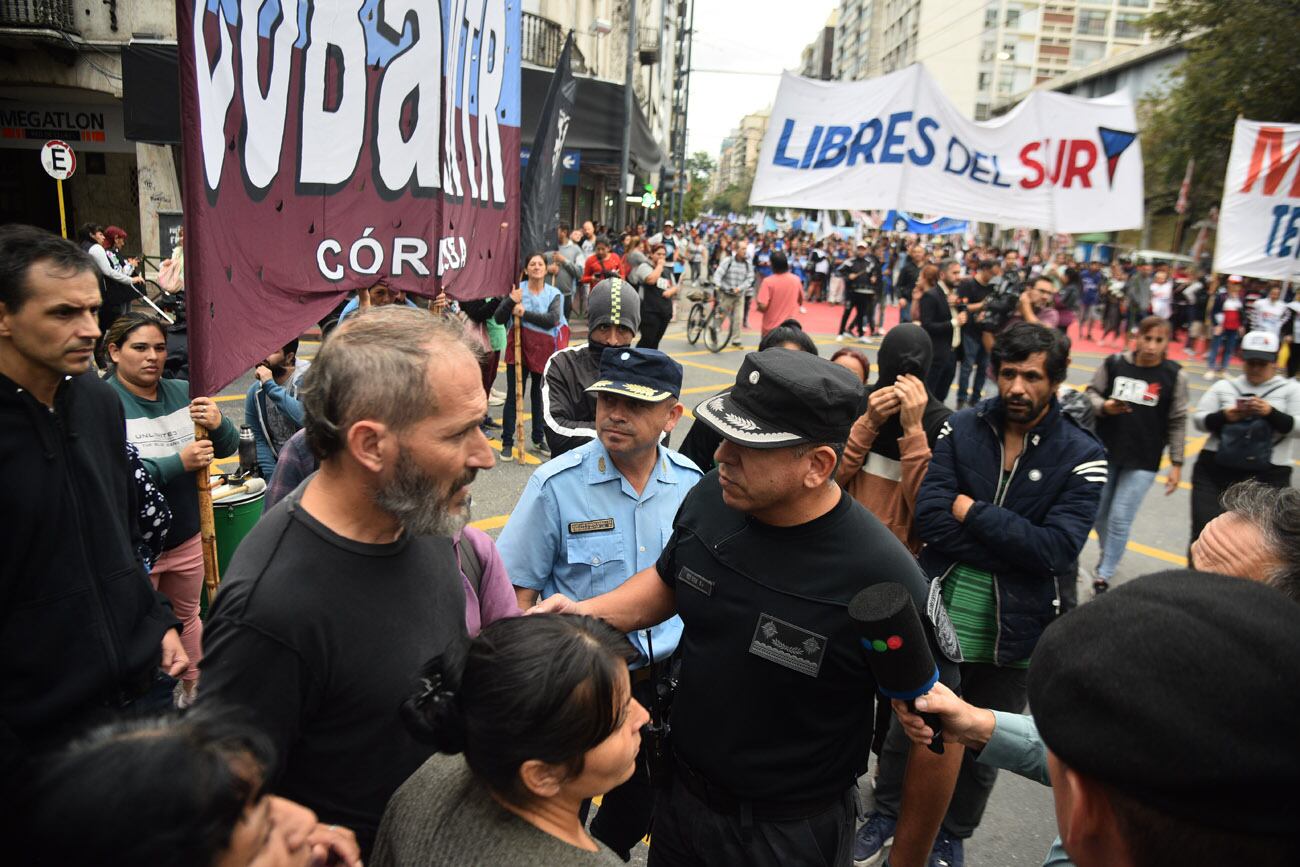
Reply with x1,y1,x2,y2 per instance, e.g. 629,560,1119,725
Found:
957,331,987,404
1207,330,1239,372
1094,467,1157,580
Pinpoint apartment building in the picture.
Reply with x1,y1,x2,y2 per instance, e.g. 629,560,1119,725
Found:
800,11,839,81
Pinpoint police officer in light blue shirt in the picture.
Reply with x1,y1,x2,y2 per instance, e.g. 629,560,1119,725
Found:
498,345,700,859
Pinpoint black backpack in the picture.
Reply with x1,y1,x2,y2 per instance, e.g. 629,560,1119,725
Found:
1215,381,1286,470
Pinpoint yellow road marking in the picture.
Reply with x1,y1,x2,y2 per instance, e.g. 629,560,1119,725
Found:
680,382,731,395
470,514,510,531
1089,530,1187,567
678,358,739,376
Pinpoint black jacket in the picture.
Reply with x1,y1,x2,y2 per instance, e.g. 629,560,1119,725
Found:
918,285,956,356
541,343,602,457
0,372,178,763
915,397,1106,664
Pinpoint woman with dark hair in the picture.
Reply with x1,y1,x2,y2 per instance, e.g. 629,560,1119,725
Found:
830,346,871,384
106,313,240,706
26,712,361,867
678,322,820,471
496,252,566,460
630,243,677,350
374,614,647,866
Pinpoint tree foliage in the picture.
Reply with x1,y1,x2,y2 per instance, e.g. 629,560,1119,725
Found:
682,151,715,221
1140,0,1300,219
707,166,755,216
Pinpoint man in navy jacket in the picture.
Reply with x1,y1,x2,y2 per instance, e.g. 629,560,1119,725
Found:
855,323,1105,867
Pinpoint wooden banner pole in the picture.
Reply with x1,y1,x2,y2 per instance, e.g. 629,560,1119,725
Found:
514,310,526,462
195,422,221,605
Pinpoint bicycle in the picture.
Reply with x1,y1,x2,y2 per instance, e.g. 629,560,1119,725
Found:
685,289,712,345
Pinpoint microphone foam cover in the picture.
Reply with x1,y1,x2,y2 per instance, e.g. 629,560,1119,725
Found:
848,583,938,700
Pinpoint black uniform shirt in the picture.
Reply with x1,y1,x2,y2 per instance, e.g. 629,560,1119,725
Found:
656,473,959,804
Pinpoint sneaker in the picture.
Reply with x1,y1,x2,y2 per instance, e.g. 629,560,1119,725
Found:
836,334,847,342
488,395,505,407
499,447,514,463
481,417,501,430
928,830,965,867
731,340,744,348
1093,576,1110,595
858,335,872,344
1203,369,1217,381
173,680,197,710
840,331,855,339
852,811,896,867
533,440,550,457
490,388,507,400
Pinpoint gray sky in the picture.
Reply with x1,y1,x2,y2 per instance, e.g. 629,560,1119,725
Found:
685,0,840,161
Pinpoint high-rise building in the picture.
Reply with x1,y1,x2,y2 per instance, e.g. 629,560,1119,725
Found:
831,0,1161,120
834,0,883,81
800,11,839,81
877,0,986,115
711,111,771,199
972,0,1163,121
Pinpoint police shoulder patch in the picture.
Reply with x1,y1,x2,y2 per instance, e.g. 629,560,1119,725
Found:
926,578,964,664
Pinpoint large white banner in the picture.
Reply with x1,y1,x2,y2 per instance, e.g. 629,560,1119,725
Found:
1215,119,1300,281
750,65,1143,233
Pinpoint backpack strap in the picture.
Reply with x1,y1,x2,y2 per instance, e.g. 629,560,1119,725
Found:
458,535,483,596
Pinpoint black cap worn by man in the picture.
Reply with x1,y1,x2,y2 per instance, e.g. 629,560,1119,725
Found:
539,278,643,458
1030,569,1300,863
587,346,683,403
694,348,867,447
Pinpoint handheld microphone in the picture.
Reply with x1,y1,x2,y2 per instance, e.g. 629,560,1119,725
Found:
848,582,945,754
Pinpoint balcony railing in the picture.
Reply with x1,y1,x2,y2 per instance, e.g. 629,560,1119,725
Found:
521,12,586,72
0,0,76,31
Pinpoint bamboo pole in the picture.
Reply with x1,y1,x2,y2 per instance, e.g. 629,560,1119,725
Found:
195,422,221,605
514,310,526,462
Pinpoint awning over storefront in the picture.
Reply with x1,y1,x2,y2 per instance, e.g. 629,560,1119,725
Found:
119,41,667,175
521,67,666,174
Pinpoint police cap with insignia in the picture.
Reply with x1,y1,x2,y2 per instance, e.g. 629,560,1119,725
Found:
1029,570,1300,837
586,347,683,402
694,349,868,448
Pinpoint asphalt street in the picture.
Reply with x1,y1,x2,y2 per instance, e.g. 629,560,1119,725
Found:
206,305,1296,867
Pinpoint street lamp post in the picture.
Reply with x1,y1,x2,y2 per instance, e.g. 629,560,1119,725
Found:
618,0,637,232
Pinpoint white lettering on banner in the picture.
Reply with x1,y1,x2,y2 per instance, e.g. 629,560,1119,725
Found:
375,0,442,194
191,0,507,204
749,65,1144,233
193,4,235,191
299,0,367,186
1215,119,1300,281
239,0,298,191
315,234,453,281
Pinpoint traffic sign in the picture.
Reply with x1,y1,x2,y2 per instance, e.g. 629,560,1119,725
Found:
41,140,76,181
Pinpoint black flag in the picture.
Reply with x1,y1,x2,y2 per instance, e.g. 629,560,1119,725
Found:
519,33,577,269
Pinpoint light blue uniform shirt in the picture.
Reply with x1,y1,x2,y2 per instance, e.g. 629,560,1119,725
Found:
498,438,701,665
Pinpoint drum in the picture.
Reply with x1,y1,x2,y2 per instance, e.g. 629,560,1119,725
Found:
202,488,265,617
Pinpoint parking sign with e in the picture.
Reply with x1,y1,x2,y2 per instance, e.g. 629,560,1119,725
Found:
41,140,76,181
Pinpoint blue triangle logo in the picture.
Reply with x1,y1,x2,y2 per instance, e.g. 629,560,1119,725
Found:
1098,127,1137,187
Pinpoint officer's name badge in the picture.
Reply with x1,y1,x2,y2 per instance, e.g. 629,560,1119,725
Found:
677,567,713,596
569,518,616,535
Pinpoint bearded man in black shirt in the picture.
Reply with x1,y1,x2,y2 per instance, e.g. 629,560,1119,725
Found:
201,307,493,856
534,350,962,867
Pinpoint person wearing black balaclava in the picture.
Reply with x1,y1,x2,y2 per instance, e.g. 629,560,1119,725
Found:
837,323,952,555
540,278,642,458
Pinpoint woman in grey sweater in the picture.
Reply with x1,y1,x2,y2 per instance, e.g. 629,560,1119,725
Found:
373,615,649,866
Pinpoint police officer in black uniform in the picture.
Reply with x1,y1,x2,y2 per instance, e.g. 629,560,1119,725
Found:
534,350,961,867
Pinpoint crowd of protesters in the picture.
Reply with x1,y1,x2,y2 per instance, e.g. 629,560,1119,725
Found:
2,217,1298,867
